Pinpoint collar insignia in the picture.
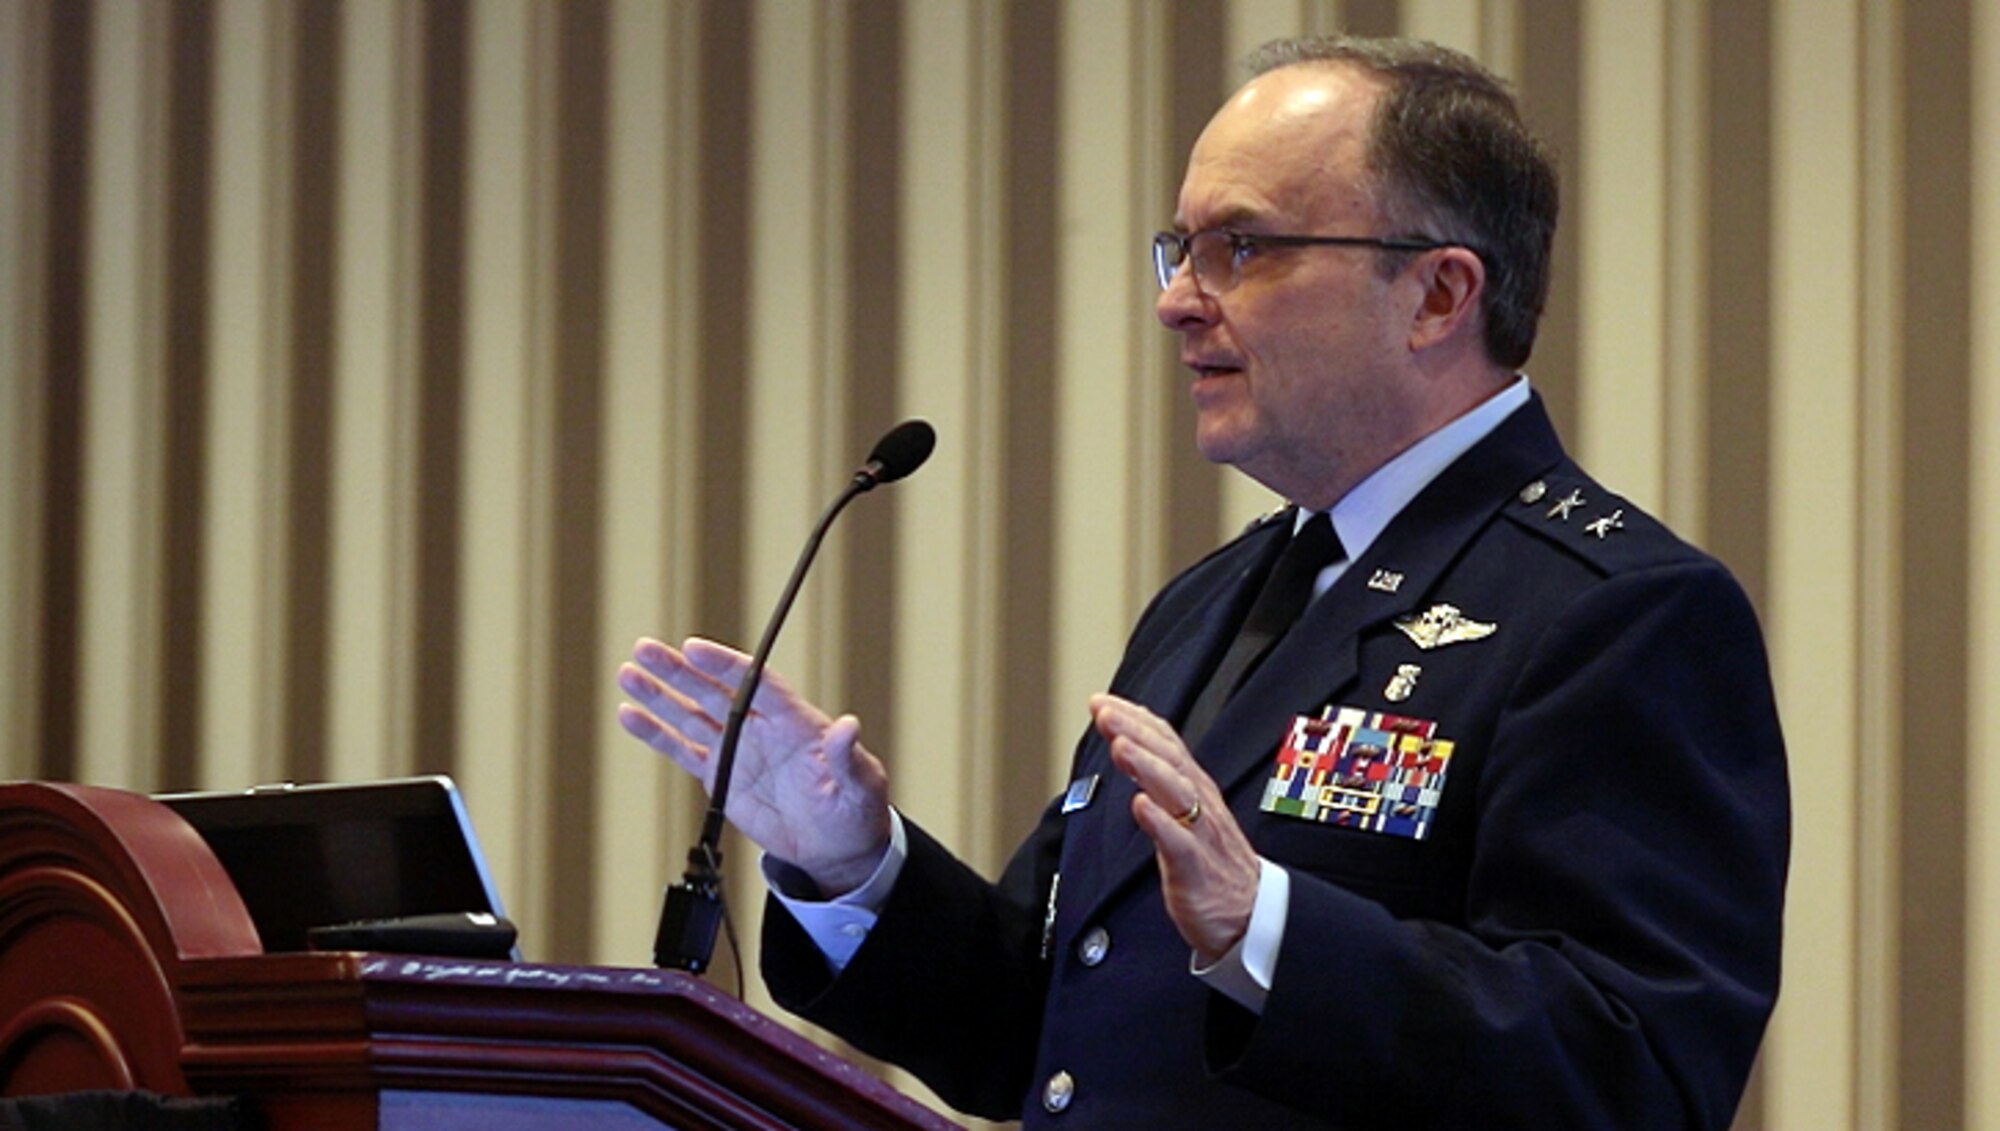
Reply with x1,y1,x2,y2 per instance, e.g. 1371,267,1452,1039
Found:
1367,569,1405,593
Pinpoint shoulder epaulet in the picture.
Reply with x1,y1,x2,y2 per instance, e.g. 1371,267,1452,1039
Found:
1502,472,1702,573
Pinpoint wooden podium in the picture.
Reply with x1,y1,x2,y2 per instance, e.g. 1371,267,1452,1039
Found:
0,781,959,1130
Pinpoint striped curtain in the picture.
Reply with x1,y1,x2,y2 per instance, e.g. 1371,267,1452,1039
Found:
3,3,1997,1128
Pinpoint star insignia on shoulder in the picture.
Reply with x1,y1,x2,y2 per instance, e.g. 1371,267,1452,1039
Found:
1546,489,1586,521
1584,509,1626,539
1394,603,1498,650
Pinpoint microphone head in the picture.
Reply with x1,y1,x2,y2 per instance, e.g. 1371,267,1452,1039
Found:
860,419,936,486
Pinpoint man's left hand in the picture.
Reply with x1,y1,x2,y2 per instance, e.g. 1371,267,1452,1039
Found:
1090,693,1262,964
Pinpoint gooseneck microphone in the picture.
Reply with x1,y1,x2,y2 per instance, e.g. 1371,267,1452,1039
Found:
854,417,937,488
656,419,936,974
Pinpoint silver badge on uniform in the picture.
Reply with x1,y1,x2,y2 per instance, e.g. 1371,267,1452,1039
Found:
1367,569,1405,593
1040,872,1062,960
1394,603,1498,650
1584,508,1626,539
1547,489,1586,521
1384,663,1422,702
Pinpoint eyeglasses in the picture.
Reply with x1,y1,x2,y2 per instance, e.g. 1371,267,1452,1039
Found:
1151,228,1462,295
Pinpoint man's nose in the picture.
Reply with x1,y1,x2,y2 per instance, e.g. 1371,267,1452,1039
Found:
1154,264,1215,330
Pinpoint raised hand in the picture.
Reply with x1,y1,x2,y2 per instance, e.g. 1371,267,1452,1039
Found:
618,636,892,896
1091,693,1262,963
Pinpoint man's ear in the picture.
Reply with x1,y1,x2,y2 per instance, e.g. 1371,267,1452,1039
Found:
1407,247,1485,352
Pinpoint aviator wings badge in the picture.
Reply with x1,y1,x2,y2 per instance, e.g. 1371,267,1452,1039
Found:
1394,603,1498,650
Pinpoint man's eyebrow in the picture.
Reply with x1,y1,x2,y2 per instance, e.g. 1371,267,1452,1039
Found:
1173,206,1266,235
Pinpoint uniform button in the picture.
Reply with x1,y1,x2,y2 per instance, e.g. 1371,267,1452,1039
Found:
1042,1070,1074,1114
838,923,866,939
1076,926,1110,967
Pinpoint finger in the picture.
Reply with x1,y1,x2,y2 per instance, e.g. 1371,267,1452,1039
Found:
1139,791,1258,962
617,661,725,746
624,640,727,726
630,636,697,684
1090,694,1193,768
683,636,807,718
1130,789,1196,844
818,714,865,779
680,636,753,685
616,656,673,708
1108,734,1204,829
632,638,737,721
616,701,683,755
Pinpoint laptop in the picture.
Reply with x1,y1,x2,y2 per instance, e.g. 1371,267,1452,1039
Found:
155,775,519,960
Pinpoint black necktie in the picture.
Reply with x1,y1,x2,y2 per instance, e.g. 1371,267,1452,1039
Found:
1179,514,1344,749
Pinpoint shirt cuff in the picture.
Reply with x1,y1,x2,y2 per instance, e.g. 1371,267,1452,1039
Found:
1191,858,1289,1014
761,809,908,973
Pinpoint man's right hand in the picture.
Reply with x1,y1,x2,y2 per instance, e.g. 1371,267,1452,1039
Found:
617,636,893,897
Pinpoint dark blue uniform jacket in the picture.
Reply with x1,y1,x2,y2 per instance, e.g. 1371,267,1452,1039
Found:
764,396,1790,1129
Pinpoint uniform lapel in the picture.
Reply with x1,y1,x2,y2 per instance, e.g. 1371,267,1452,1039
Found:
1078,519,1292,894
1201,397,1567,804
1132,517,1294,727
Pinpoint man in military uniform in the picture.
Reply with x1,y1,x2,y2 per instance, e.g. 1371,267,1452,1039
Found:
618,35,1788,1129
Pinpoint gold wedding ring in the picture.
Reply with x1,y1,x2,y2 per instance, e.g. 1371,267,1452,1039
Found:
1174,800,1202,828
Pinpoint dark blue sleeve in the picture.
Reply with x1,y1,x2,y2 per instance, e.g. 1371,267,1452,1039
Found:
761,807,1062,1119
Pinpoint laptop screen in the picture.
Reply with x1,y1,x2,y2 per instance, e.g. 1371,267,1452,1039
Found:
155,776,513,956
